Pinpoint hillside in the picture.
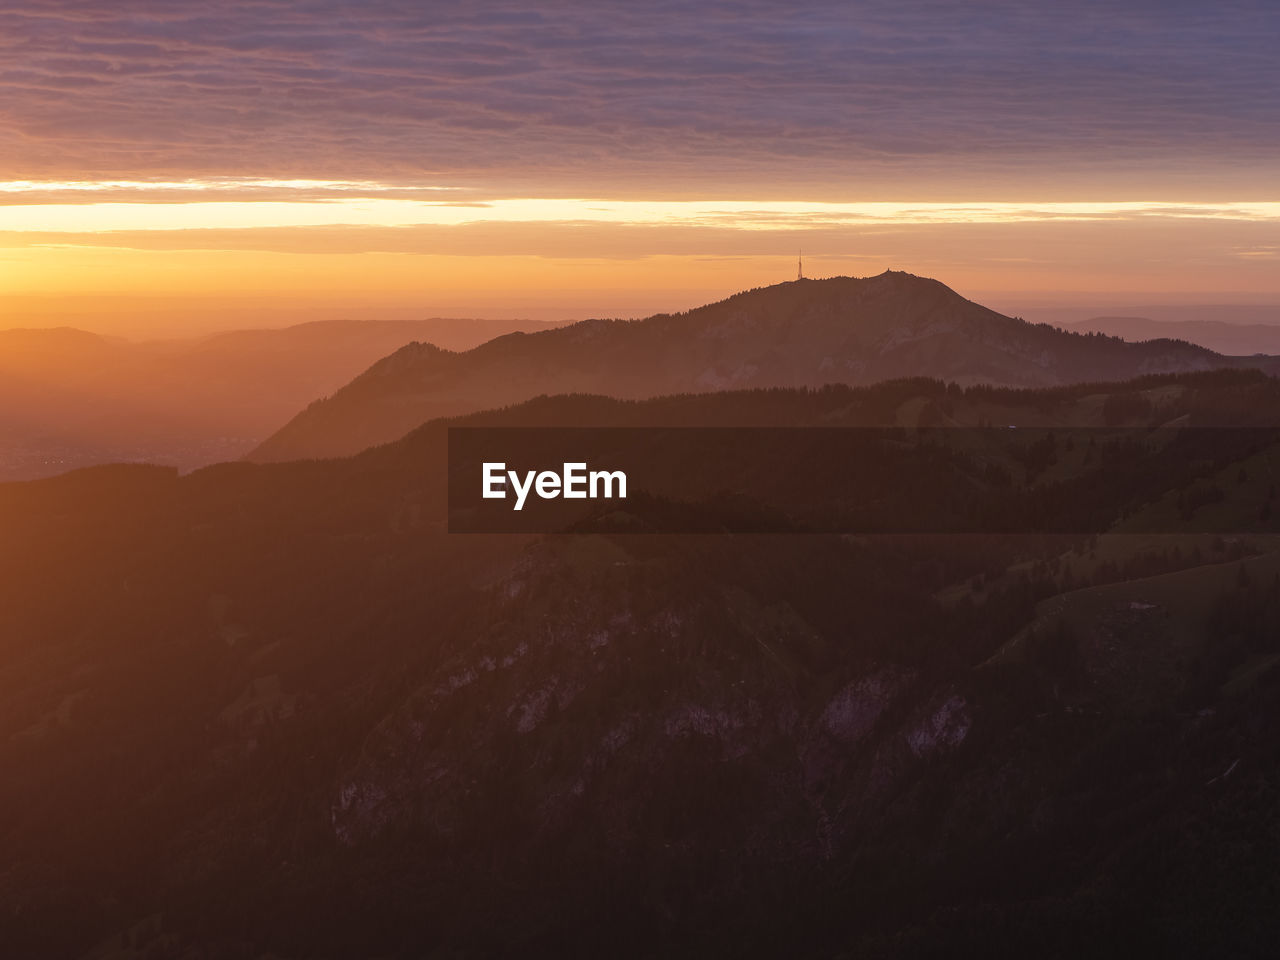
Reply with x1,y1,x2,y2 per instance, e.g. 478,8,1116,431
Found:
3,371,1280,957
249,272,1279,463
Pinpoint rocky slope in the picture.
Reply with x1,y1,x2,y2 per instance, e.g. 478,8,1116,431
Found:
3,372,1280,957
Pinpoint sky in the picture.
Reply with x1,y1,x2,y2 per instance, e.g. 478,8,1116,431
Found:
1,0,1278,336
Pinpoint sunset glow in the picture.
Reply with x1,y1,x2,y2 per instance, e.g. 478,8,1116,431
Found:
6,187,1280,234
7,5,1280,955
2,1,1277,332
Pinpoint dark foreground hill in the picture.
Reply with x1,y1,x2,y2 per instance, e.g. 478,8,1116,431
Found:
249,272,1280,462
3,370,1280,958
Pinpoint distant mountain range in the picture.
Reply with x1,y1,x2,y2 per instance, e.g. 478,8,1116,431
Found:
1016,303,1280,337
250,272,1280,462
0,316,562,480
1063,315,1280,356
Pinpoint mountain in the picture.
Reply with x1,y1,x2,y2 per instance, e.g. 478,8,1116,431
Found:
249,272,1280,463
1014,303,1280,337
1064,314,1280,356
3,371,1280,957
0,316,563,480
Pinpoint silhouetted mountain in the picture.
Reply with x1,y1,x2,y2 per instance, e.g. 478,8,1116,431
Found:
3,371,1280,958
250,272,1280,462
0,317,563,480
1064,314,1280,356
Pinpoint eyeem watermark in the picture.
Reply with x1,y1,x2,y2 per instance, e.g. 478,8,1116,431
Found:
482,462,627,511
449,425,1280,534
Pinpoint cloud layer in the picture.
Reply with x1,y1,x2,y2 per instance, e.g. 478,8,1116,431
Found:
3,1,1278,194
5,195,1279,234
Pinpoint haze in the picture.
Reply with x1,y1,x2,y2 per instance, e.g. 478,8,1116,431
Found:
8,5,1280,955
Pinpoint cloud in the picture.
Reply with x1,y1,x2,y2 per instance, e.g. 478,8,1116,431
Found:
4,204,1278,270
2,193,1278,237
0,1,1276,193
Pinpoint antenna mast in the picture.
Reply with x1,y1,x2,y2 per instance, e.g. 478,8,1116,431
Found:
797,249,804,281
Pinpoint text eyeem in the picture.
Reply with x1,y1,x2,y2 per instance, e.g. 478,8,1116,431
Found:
482,462,628,511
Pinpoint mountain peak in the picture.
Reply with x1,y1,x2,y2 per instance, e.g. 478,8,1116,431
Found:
247,274,1274,463
692,270,975,324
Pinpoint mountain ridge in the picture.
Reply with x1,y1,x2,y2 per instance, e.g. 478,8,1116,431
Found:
0,316,564,480
1064,314,1280,356
248,271,1279,463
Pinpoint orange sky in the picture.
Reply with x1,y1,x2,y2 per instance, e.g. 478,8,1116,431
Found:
2,3,1278,336
3,187,1277,336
